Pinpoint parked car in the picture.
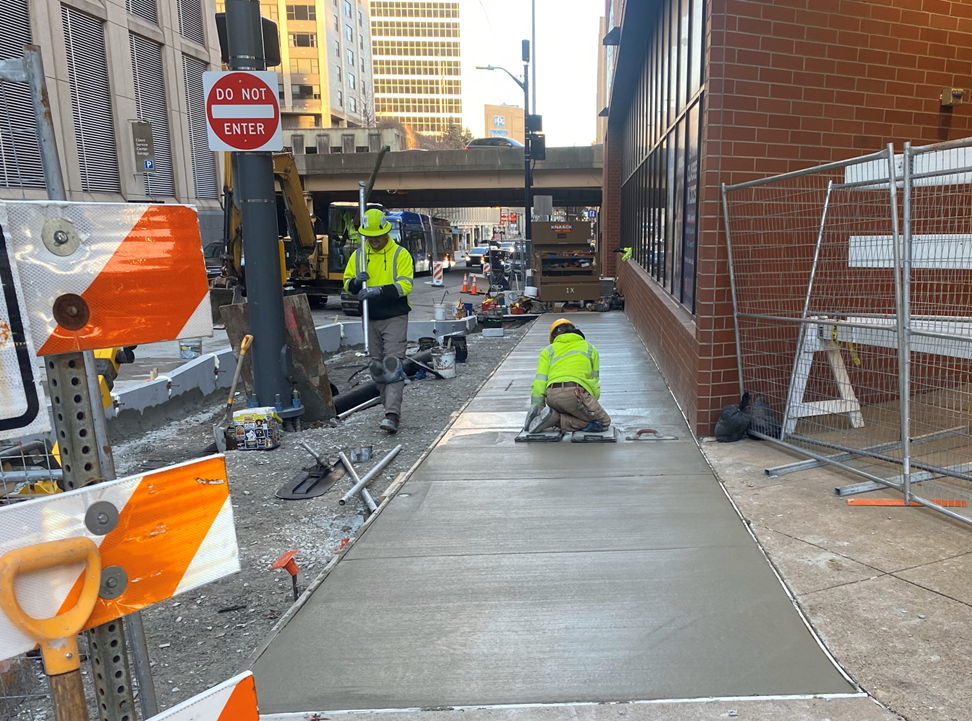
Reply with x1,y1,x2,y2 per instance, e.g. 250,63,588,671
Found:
465,246,489,269
464,136,525,149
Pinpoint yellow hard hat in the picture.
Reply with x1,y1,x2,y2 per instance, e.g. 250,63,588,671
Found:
359,208,392,237
549,318,574,342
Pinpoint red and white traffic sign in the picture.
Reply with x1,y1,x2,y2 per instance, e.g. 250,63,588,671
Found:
203,71,282,152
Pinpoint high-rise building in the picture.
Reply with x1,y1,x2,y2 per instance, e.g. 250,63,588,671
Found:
484,104,524,144
0,0,223,239
215,1,374,129
369,0,462,136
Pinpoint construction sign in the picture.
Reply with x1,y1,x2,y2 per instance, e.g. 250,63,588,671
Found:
0,222,48,439
2,201,212,355
0,455,239,662
147,673,259,721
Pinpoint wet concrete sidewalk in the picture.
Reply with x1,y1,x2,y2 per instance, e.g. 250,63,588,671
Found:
249,313,896,718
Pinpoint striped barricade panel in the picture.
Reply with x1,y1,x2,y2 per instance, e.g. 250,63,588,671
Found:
2,201,212,355
146,672,259,721
0,455,239,661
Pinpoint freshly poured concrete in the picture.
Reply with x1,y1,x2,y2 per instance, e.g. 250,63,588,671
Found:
252,314,856,713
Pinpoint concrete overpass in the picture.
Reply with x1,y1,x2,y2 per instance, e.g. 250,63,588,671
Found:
294,145,602,209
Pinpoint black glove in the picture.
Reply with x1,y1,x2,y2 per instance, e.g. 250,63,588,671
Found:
347,271,369,294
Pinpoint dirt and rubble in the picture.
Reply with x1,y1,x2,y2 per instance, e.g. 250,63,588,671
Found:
103,324,530,712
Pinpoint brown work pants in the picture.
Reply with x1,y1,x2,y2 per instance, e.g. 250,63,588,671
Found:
545,385,611,432
369,314,408,418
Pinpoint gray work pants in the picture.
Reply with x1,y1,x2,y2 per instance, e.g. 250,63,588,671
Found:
369,314,408,417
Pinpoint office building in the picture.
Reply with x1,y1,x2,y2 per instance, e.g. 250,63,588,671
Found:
215,1,375,129
600,0,972,435
370,0,462,135
0,0,223,238
484,104,524,143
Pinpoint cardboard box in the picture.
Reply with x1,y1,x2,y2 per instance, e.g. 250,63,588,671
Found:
230,407,282,451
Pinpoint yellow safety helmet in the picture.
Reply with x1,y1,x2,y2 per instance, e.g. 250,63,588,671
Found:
359,208,392,237
549,318,574,342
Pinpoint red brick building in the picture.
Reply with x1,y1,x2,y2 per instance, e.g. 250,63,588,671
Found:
599,0,972,435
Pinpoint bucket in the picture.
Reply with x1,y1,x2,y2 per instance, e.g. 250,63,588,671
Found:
178,339,202,360
433,303,447,321
443,333,468,362
418,336,437,351
431,347,457,379
525,285,538,298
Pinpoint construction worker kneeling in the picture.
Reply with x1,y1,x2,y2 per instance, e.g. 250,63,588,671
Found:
527,319,611,434
344,209,415,434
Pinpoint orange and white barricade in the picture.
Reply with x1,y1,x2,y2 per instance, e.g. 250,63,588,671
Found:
0,455,238,662
147,672,259,721
431,261,444,287
3,201,212,355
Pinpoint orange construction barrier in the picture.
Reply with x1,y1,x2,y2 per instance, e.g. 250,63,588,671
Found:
460,273,469,293
469,276,479,295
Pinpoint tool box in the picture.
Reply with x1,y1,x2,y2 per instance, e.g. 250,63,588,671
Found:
532,221,600,302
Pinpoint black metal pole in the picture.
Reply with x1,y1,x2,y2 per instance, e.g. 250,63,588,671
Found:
225,0,299,418
522,47,533,284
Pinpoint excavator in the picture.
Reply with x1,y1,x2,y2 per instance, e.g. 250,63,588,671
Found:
210,152,341,312
210,150,387,314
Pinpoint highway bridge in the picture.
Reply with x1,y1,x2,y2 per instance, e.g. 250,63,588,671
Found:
295,145,602,209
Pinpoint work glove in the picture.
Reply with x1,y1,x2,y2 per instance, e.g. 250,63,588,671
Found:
355,271,369,283
357,286,382,301
523,405,541,431
347,272,369,294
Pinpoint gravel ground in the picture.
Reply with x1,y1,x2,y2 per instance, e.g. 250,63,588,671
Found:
102,324,530,712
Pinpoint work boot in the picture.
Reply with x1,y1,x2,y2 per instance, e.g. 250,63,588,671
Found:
528,406,559,433
581,421,606,433
379,414,399,434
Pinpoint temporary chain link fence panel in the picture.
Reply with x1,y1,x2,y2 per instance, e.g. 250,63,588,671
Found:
722,138,972,527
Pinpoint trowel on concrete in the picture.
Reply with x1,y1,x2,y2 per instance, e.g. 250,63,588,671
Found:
515,429,564,442
570,426,620,443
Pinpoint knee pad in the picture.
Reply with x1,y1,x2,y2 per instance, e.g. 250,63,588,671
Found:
370,356,405,384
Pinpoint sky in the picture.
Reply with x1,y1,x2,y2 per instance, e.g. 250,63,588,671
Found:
459,0,603,147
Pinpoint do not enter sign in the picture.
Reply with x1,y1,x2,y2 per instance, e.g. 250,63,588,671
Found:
203,71,282,152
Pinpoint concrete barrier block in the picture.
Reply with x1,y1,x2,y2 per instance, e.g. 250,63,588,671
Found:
213,349,237,388
316,323,343,353
342,321,365,347
168,355,217,398
113,377,171,414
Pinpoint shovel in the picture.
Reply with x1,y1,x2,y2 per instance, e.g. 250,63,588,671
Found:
215,334,253,453
0,537,102,721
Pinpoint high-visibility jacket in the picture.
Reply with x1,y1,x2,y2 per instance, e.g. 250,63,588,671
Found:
530,331,601,406
343,240,414,320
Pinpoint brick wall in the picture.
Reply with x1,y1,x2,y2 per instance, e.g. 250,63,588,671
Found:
611,0,972,437
601,124,623,278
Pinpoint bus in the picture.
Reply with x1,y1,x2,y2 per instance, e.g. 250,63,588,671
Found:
431,216,458,269
386,211,432,273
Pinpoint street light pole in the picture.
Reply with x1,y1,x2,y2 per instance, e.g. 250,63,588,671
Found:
474,41,534,285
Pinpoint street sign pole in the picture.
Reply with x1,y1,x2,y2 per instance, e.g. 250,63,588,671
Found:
16,44,158,720
224,0,299,420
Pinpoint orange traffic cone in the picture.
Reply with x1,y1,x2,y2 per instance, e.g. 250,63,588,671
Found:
469,276,479,295
460,273,469,293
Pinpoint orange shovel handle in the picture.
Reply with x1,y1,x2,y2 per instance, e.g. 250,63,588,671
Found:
0,537,101,675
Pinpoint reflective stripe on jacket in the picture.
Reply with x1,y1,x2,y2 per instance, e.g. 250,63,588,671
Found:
343,240,414,319
530,331,601,405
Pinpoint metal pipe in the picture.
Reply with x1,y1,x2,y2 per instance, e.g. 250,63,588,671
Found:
337,452,377,513
337,397,381,419
723,147,889,192
0,467,63,482
781,180,834,436
0,440,47,458
720,182,745,395
339,444,402,505
358,181,370,355
898,142,914,503
23,46,65,200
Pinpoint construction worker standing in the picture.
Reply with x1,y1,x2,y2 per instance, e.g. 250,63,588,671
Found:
344,209,414,433
526,319,611,433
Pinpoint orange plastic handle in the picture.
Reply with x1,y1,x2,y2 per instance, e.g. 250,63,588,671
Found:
240,334,253,355
0,537,101,675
